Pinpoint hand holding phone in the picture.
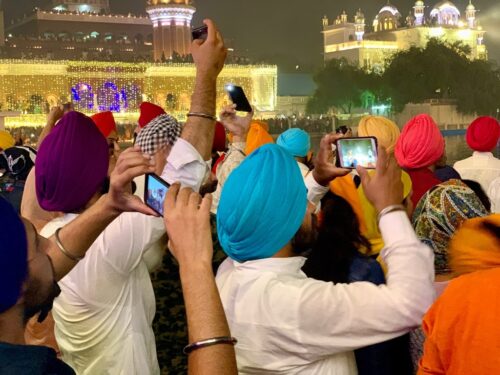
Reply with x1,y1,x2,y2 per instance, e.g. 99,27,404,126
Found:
336,137,378,169
224,84,253,113
145,173,171,217
192,25,208,41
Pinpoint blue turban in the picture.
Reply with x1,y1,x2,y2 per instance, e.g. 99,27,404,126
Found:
0,198,28,313
217,144,307,262
276,128,311,158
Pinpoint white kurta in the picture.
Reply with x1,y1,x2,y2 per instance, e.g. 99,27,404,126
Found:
216,211,435,374
454,152,500,201
47,139,208,375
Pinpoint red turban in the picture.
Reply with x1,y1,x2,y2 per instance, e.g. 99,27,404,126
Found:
395,114,445,169
138,102,166,128
91,111,117,138
213,121,226,152
466,116,500,152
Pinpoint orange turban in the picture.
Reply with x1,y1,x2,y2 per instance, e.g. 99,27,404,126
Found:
449,214,500,277
228,121,274,155
395,114,445,169
91,111,117,138
0,130,15,151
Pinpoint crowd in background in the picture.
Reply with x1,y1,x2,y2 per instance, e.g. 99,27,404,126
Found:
1,19,500,375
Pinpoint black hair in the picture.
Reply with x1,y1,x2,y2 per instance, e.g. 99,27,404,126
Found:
302,192,372,284
462,179,491,212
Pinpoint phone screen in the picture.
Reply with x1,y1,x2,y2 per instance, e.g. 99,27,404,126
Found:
225,84,253,112
145,174,170,217
192,25,208,41
337,137,378,169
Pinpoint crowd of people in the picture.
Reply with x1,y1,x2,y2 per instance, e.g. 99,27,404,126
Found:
1,19,500,375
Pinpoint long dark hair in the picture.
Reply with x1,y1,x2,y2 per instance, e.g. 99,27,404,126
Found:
302,192,372,284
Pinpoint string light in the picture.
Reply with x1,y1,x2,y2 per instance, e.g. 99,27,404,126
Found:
0,60,277,127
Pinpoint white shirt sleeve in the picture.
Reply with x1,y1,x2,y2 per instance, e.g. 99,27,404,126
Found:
275,211,435,356
304,173,329,206
162,138,209,193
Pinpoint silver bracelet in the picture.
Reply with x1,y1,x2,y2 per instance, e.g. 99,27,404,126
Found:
54,228,84,262
187,112,217,122
377,204,406,223
183,336,237,355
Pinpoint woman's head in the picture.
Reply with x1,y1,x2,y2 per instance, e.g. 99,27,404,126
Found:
412,179,489,276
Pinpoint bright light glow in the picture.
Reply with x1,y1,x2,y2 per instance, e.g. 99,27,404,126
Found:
429,27,445,37
457,29,472,39
378,5,400,16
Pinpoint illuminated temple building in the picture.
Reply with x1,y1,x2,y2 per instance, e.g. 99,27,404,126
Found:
322,0,487,72
0,0,277,126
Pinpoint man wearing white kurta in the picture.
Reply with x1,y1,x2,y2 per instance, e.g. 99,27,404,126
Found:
215,136,435,374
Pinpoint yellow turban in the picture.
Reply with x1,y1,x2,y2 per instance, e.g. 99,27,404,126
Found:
0,131,15,151
449,215,500,277
358,170,412,255
358,116,400,153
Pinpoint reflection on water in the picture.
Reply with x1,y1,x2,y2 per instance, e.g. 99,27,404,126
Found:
310,134,499,165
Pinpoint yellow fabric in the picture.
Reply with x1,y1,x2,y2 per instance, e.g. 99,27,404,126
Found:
227,121,274,155
358,171,412,255
0,130,15,151
358,116,400,153
330,175,368,236
449,214,500,277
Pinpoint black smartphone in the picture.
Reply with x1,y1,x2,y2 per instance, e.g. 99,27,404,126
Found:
224,84,253,112
192,25,208,41
144,173,170,217
336,137,378,169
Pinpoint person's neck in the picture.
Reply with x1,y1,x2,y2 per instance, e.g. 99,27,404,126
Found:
0,304,26,345
272,243,295,258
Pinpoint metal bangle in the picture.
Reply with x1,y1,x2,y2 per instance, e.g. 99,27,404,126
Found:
187,112,217,121
377,204,406,223
54,228,84,262
183,336,237,355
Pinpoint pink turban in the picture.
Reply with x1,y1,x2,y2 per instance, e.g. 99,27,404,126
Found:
395,114,445,169
466,117,500,152
36,111,109,213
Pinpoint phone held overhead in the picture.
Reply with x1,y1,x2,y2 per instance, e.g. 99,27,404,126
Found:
224,84,253,113
336,137,378,170
191,25,208,41
144,173,170,217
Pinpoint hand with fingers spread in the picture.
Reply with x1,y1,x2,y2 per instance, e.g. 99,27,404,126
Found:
191,19,227,78
163,184,214,268
105,146,158,216
220,104,253,141
312,133,351,186
357,146,404,213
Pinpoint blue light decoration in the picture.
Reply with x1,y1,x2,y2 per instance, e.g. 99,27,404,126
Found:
97,81,121,112
71,81,142,113
71,83,94,111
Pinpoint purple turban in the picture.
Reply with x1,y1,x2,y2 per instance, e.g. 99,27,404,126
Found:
36,111,109,213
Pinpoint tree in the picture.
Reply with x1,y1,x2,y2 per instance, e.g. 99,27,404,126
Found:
382,38,500,115
307,59,379,115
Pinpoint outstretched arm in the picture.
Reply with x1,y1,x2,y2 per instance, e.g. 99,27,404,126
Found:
164,185,237,375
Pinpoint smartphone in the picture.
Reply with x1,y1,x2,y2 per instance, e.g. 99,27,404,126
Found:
224,84,253,112
336,137,378,169
144,173,170,217
192,25,208,41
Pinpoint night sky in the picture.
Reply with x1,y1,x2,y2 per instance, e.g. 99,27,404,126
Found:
2,0,500,70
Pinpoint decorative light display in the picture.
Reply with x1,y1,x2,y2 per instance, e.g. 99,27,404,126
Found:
0,60,277,127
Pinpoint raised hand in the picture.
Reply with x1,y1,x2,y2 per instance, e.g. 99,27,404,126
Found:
163,184,214,268
220,104,253,140
106,147,158,216
357,146,404,213
191,19,227,78
312,133,351,186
